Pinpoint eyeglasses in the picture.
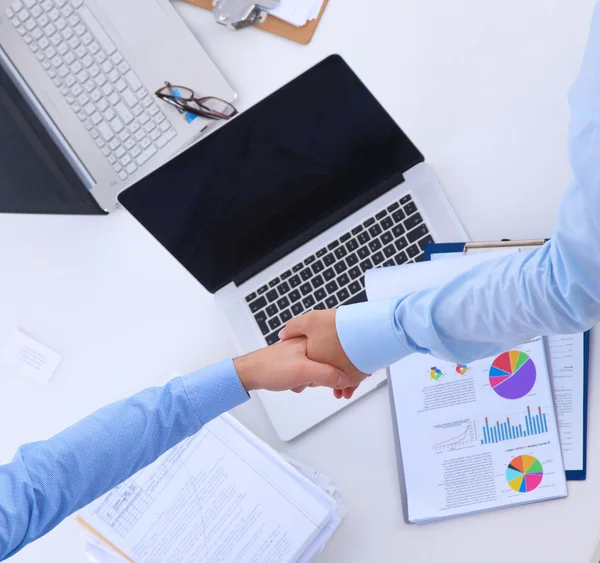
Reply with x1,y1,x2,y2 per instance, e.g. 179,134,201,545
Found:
155,82,238,121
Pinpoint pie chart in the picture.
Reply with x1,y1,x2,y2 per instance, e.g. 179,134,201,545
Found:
489,351,536,400
506,455,543,493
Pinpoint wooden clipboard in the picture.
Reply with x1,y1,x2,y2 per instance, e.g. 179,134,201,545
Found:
183,0,329,45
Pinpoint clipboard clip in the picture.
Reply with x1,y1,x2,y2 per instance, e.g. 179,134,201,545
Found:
463,239,547,254
212,0,280,30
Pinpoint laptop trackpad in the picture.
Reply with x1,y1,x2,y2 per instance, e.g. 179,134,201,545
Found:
97,0,166,46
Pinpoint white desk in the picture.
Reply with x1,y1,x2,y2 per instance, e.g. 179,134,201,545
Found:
1,1,598,561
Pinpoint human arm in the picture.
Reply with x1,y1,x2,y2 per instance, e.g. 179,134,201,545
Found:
282,1,600,379
0,339,347,560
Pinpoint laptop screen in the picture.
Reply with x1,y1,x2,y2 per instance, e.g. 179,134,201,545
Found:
118,55,423,293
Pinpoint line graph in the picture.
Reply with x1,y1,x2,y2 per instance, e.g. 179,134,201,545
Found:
432,419,476,451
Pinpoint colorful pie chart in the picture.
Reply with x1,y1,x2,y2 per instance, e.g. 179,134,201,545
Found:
506,455,543,493
489,351,536,400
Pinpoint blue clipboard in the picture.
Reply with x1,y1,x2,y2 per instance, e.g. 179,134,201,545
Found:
423,241,589,481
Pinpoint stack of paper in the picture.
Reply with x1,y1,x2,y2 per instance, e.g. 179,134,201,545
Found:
78,414,343,563
266,0,325,27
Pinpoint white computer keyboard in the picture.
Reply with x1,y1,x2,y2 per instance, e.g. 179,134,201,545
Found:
5,0,178,181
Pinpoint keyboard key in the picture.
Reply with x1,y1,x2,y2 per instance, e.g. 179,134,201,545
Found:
351,225,363,235
334,261,347,274
266,304,278,317
280,309,292,323
383,244,396,258
289,289,301,302
357,246,370,259
368,224,382,237
346,239,359,252
395,251,408,265
325,296,339,308
277,281,290,295
257,285,268,294
404,213,423,231
292,263,303,272
357,232,370,245
363,217,375,228
266,289,278,302
268,317,280,331
253,308,266,322
316,248,327,258
372,252,384,265
383,259,395,267
337,288,350,303
387,202,399,212
349,281,362,294
277,296,290,309
405,244,420,259
266,332,280,346
327,240,339,251
311,275,324,288
300,268,312,281
392,209,406,223
407,224,430,243
314,302,326,310
281,270,292,280
249,296,266,313
381,231,393,245
392,224,405,238
302,295,315,309
349,266,361,280
325,281,338,293
419,235,435,251
347,254,359,266
395,237,409,251
311,260,324,274
304,255,315,265
360,259,373,272
124,70,142,91
334,246,347,259
291,302,304,316
337,273,349,286
400,194,412,205
323,268,335,281
96,121,114,142
315,288,327,301
323,253,335,266
404,201,417,215
381,217,394,230
135,146,157,166
344,290,368,305
115,101,134,124
300,282,312,296
368,239,382,252
375,210,387,220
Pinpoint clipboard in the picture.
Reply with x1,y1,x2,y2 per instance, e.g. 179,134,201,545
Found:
423,239,589,481
183,0,330,45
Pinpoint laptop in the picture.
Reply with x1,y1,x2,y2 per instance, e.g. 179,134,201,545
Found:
0,0,235,214
118,55,468,441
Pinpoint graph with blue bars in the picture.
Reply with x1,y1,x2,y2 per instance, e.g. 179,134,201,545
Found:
481,406,548,445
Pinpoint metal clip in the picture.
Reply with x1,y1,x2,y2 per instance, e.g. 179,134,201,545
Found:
212,0,280,30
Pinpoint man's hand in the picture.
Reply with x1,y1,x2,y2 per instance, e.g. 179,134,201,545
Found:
278,310,370,399
234,337,350,393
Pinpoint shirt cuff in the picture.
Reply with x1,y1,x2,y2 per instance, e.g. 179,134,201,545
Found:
336,299,411,374
182,359,249,425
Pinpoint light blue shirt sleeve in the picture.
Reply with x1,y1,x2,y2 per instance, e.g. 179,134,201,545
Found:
0,359,248,560
337,2,600,374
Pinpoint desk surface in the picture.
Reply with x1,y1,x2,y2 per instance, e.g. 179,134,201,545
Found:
1,1,598,561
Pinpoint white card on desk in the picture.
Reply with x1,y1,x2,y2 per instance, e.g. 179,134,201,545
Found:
0,330,62,386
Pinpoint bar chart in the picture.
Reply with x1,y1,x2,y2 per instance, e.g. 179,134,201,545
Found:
480,406,549,445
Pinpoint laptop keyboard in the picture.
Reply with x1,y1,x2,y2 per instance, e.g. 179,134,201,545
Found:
5,0,178,182
245,194,434,346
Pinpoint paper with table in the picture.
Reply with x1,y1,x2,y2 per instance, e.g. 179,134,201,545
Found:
78,414,343,562
366,247,588,479
364,249,587,521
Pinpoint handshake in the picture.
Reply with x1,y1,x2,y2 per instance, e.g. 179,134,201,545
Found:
234,309,369,400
